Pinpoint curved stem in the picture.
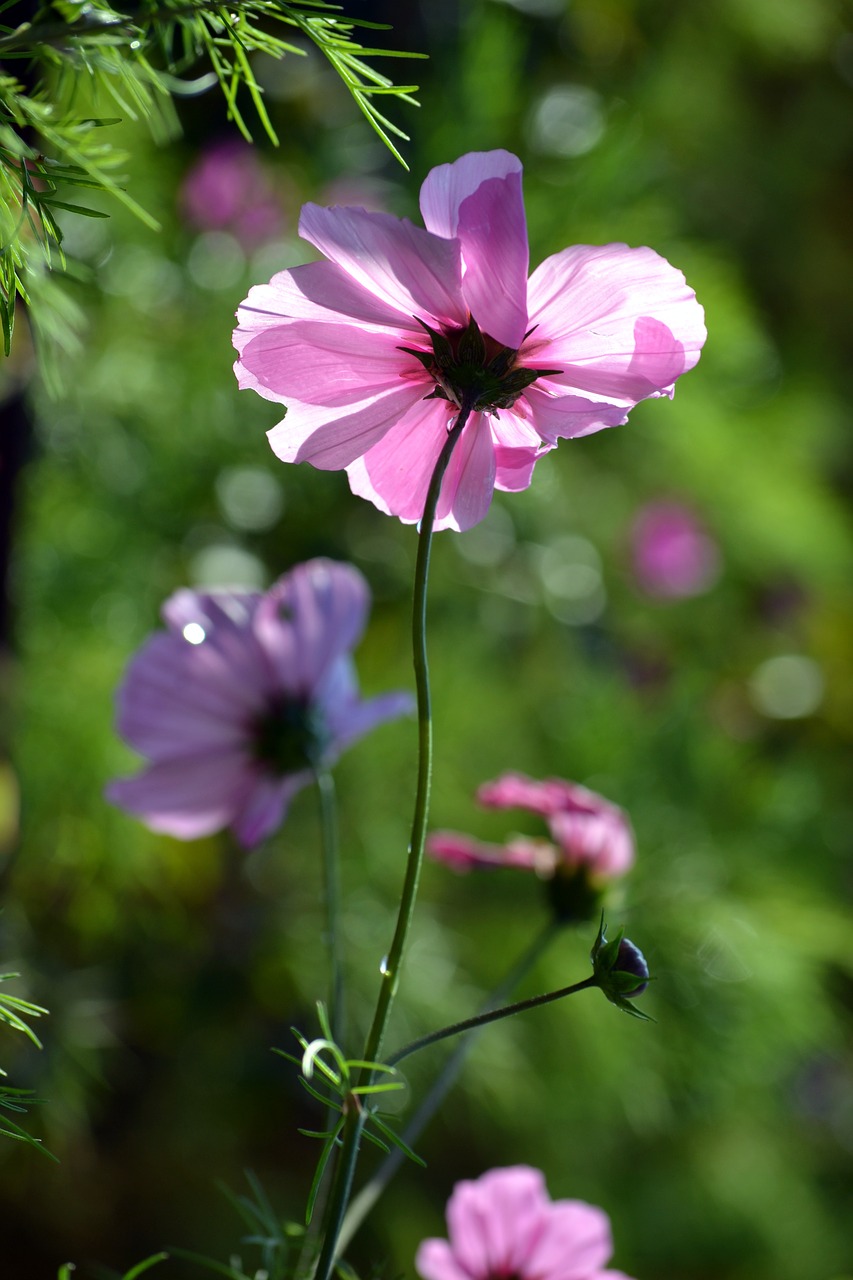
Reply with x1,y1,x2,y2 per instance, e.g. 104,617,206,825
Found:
337,919,561,1253
312,402,472,1280
315,769,343,1045
387,972,597,1068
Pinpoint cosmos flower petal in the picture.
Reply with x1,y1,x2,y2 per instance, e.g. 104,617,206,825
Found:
298,202,467,329
493,445,543,493
253,562,370,696
523,387,629,443
421,150,528,348
477,772,584,817
415,1240,474,1280
347,398,456,524
527,243,706,405
434,412,496,532
240,321,413,407
416,1168,635,1280
328,689,415,753
427,832,541,872
524,1202,615,1280
106,750,256,840
230,772,311,848
236,259,424,336
267,385,429,471
114,634,267,756
446,1167,551,1278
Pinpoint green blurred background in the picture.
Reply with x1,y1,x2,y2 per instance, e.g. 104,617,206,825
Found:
2,0,852,1276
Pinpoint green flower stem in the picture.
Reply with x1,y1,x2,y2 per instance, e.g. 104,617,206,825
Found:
387,971,598,1068
311,401,472,1280
315,769,343,1046
337,919,561,1254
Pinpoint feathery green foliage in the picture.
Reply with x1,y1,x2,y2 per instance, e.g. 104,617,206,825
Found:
0,971,53,1156
0,0,423,359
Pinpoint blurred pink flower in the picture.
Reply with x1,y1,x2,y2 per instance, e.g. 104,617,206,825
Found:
180,139,284,249
428,772,634,882
416,1166,635,1280
631,500,721,598
106,560,411,847
234,149,706,531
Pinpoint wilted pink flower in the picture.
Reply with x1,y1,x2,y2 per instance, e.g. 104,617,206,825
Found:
106,560,411,847
234,149,706,531
631,500,721,598
428,772,634,882
416,1166,635,1280
180,139,284,249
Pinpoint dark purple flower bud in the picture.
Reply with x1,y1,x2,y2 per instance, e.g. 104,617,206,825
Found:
590,918,653,1020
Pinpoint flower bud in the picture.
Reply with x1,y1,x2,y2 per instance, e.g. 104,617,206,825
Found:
590,918,652,1020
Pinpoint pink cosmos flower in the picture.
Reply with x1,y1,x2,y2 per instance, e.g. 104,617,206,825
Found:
415,1166,635,1280
106,560,412,847
233,149,706,532
428,772,634,882
631,500,721,598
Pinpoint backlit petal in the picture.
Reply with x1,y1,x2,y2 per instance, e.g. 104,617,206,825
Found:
434,412,496,532
240,322,412,407
420,150,528,348
527,243,706,405
348,398,455,524
266,383,429,471
299,203,467,330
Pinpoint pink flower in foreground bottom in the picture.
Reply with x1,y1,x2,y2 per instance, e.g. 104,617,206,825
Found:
106,560,411,847
234,149,706,531
416,1166,635,1280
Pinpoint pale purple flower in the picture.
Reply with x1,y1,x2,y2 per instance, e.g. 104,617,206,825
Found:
631,500,721,598
233,149,706,532
180,139,284,249
428,772,634,883
106,560,411,847
416,1166,635,1280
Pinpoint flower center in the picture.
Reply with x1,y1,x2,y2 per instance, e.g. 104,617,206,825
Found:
252,698,331,775
400,316,560,414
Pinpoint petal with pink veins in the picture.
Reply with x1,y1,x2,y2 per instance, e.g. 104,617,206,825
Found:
434,412,496,532
239,321,413,407
235,259,424,337
526,243,706,405
299,203,467,330
524,387,629,443
267,383,430,471
420,150,528,349
348,398,456,524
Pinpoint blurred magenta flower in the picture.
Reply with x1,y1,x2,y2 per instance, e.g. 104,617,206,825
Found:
631,500,721,598
234,149,706,531
416,1166,635,1280
429,772,634,881
180,139,285,249
106,560,412,847
428,773,633,922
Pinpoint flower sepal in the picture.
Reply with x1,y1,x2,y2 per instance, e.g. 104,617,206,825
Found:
590,916,653,1021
